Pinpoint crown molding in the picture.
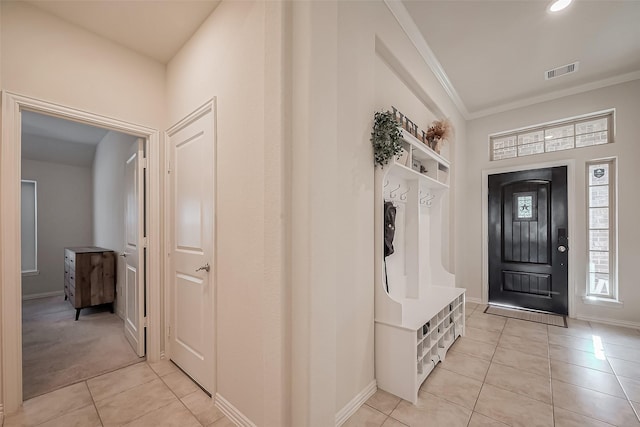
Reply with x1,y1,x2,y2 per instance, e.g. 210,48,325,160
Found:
383,0,470,120
467,70,640,120
383,0,640,122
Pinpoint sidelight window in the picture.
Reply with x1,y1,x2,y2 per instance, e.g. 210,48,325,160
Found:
586,160,616,299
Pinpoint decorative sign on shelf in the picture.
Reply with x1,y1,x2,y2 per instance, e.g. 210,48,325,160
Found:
391,106,453,155
391,106,429,146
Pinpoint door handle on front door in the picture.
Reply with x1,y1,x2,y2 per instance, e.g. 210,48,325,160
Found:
558,245,567,253
196,263,210,273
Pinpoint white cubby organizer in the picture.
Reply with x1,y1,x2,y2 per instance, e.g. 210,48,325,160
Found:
375,128,465,404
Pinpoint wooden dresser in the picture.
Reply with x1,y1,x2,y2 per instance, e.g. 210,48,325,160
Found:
64,247,116,320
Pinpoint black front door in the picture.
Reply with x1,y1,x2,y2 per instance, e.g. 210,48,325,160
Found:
488,166,568,315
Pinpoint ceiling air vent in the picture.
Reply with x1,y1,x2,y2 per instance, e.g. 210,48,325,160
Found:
545,62,579,80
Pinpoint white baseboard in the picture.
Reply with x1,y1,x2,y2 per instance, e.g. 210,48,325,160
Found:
335,380,377,427
465,296,484,305
215,393,256,427
22,291,64,300
575,315,640,330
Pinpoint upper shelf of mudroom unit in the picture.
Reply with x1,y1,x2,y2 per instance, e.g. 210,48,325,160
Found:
401,129,450,168
387,129,450,190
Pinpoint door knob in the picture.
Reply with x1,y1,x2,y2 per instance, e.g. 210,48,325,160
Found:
196,263,210,273
558,245,567,253
119,253,127,258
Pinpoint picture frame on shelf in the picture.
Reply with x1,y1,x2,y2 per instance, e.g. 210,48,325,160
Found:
412,158,422,172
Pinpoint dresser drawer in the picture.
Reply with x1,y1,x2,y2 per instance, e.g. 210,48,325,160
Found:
64,247,115,318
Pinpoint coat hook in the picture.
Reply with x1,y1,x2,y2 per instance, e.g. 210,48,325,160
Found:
384,180,389,188
389,184,401,198
420,193,436,207
400,189,409,201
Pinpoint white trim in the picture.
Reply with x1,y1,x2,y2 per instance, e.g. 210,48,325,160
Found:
465,297,484,305
468,70,640,120
381,0,640,120
581,295,623,308
215,393,256,427
21,271,39,277
22,291,64,300
383,0,469,119
576,314,640,330
0,91,162,414
335,380,377,427
481,159,576,317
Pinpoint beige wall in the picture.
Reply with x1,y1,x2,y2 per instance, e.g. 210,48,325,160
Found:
1,1,165,130
289,1,465,423
93,131,137,317
1,0,166,414
464,79,640,325
21,159,93,297
166,1,287,425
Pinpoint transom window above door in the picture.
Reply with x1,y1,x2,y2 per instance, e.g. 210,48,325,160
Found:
490,110,614,161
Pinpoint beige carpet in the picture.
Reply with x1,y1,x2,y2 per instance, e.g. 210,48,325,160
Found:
485,305,566,327
22,296,144,399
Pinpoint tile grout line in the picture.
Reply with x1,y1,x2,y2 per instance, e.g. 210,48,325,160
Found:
156,368,206,426
552,322,640,426
603,346,640,423
465,304,508,427
85,379,106,427
471,313,559,425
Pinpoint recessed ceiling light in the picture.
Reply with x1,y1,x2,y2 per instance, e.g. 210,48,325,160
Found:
549,0,572,12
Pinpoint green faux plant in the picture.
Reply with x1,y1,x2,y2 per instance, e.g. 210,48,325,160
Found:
371,111,402,167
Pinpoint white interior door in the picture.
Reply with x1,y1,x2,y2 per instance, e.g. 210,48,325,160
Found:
168,101,215,393
124,138,146,357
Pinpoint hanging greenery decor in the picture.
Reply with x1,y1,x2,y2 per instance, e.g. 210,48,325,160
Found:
371,110,403,167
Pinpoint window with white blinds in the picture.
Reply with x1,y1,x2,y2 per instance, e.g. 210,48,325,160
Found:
490,111,614,161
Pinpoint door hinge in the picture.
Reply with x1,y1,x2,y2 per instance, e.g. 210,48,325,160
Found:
143,237,148,248
167,325,171,338
142,158,148,169
143,317,148,327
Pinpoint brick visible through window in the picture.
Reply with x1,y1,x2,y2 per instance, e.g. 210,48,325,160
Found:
490,111,614,161
586,159,616,299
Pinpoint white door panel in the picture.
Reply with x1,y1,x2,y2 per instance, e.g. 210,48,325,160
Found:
124,139,146,357
168,101,215,393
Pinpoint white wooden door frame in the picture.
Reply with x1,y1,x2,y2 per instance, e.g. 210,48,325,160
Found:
481,159,576,318
0,91,162,414
163,99,217,381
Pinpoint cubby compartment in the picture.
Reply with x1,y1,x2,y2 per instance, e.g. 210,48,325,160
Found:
374,124,464,404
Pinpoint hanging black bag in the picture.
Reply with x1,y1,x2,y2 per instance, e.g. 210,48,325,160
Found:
384,201,397,256
383,201,397,292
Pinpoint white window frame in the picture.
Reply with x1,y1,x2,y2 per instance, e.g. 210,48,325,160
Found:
21,179,38,275
585,159,617,301
489,110,615,161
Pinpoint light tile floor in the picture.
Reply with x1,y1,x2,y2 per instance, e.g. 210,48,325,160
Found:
4,360,232,427
7,304,640,426
345,302,640,427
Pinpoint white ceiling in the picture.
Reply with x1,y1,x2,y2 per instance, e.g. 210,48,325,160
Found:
22,111,109,167
24,0,220,63
401,0,640,119
18,1,640,119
